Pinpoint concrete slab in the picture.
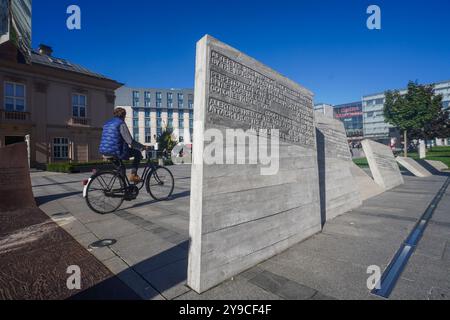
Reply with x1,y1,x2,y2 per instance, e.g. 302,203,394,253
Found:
315,113,362,223
424,160,449,172
362,139,404,190
350,163,384,201
188,34,321,293
396,157,432,177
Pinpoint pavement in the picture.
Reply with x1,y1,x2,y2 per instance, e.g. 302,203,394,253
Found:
30,166,450,300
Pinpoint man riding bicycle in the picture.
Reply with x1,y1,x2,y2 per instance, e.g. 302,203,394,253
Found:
99,107,148,183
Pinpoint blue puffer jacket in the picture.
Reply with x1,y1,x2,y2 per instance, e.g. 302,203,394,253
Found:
99,117,130,160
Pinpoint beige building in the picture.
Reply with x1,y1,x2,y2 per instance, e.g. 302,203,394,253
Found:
0,41,122,167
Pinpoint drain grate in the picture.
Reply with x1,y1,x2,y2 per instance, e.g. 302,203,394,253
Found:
372,177,450,298
88,239,117,249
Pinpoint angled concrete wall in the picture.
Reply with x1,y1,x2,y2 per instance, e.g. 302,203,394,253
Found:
361,139,404,190
188,35,321,293
396,157,432,177
349,163,384,201
414,159,449,175
315,113,362,224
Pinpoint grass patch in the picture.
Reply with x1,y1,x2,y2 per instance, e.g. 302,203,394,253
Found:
353,146,450,168
353,158,369,167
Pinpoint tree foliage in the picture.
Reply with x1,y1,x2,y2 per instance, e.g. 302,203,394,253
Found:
384,81,442,134
409,108,450,140
383,81,445,156
157,128,177,155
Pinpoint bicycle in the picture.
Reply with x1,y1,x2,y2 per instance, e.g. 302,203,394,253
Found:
83,151,175,214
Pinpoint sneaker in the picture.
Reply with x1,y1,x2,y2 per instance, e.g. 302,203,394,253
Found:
129,173,142,184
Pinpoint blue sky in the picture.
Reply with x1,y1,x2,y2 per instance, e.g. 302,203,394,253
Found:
32,0,450,105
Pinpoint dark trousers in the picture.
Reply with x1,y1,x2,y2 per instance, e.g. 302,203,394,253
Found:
129,149,142,175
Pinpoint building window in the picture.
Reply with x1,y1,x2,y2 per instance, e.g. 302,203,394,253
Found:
157,119,162,128
4,82,26,112
72,94,87,118
133,128,139,141
156,110,162,118
178,93,184,108
133,118,139,128
144,91,151,107
145,110,150,118
156,92,162,108
145,128,151,143
188,94,193,109
53,138,69,160
179,119,184,129
132,91,140,107
189,110,193,119
145,118,150,128
167,92,173,108
133,109,139,118
157,128,162,137
189,119,194,128
168,110,173,119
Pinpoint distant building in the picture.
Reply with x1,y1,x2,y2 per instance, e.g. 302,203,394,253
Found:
115,87,194,146
314,103,334,119
333,102,364,142
363,80,450,145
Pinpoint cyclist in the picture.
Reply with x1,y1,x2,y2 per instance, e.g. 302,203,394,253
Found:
99,107,147,183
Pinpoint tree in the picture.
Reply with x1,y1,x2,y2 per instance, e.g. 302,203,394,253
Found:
157,128,177,158
383,81,442,157
409,108,450,141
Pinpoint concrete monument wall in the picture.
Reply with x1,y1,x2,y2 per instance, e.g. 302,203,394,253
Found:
349,163,384,201
361,139,404,190
396,157,432,177
188,35,321,293
424,160,448,172
315,113,362,223
419,141,426,159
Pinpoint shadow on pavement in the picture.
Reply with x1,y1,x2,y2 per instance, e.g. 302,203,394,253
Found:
35,191,81,206
416,160,450,176
123,190,190,210
70,241,189,300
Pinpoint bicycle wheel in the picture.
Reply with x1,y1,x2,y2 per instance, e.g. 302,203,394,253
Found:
86,171,125,214
146,166,175,201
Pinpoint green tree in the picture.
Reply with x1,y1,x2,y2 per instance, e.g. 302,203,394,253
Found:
157,128,177,158
383,81,442,157
409,108,450,142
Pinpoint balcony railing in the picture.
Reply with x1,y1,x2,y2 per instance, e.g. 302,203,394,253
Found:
68,117,91,126
0,109,32,123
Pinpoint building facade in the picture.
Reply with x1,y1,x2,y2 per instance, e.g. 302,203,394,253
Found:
314,103,334,119
115,87,194,146
333,101,364,142
363,80,450,145
0,42,122,167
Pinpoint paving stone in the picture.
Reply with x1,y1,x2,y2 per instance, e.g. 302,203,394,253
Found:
249,270,317,300
142,259,191,300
